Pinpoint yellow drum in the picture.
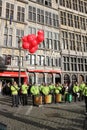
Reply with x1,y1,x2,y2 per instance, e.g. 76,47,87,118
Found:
44,95,52,104
55,94,62,103
34,95,42,105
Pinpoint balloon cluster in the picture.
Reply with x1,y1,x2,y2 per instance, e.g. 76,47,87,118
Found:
22,30,44,54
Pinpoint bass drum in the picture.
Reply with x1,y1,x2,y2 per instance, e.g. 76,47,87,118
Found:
44,94,52,104
34,95,42,105
67,94,72,102
55,94,62,103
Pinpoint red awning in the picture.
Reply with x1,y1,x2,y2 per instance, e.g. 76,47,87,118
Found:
0,71,27,77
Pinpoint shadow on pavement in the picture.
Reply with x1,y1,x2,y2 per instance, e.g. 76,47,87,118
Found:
45,103,84,115
0,110,66,130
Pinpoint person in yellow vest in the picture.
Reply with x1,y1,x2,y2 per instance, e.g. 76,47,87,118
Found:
49,83,55,103
21,82,28,106
11,81,19,107
30,83,40,106
73,82,80,102
83,82,87,115
79,82,85,101
63,83,69,103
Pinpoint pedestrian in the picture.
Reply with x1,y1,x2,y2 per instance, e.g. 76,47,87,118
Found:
73,82,80,102
10,81,19,107
21,82,28,106
83,82,87,115
30,83,40,106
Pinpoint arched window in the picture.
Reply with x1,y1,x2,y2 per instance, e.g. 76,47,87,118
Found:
64,74,70,84
72,74,77,83
47,73,53,83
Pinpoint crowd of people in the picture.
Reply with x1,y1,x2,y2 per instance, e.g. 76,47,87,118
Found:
0,81,87,115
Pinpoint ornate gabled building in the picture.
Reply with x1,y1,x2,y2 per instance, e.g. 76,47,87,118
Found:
0,0,87,85
59,0,87,84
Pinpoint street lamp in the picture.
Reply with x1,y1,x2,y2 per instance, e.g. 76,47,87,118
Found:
18,38,21,87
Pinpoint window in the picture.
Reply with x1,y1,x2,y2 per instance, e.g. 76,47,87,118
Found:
60,11,67,25
14,56,19,66
28,6,36,22
74,15,80,29
28,27,36,34
84,2,87,14
36,0,52,7
53,33,60,51
17,6,25,22
67,13,73,27
76,34,82,52
36,55,45,66
20,56,23,66
70,57,77,71
61,31,68,50
37,8,44,24
55,58,59,67
66,0,72,9
0,0,2,17
36,0,44,4
69,33,75,50
77,58,84,71
46,56,50,66
53,14,59,28
16,29,24,48
78,0,84,13
38,73,44,84
72,0,78,11
6,2,14,20
31,55,36,65
26,54,30,65
3,55,11,65
80,17,86,30
63,57,70,71
82,36,87,52
45,0,52,7
64,74,70,84
45,31,53,49
45,11,48,25
47,73,53,83
84,59,87,71
59,0,65,6
4,27,13,47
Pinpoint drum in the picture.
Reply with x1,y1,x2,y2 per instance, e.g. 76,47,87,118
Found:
55,94,62,103
68,94,72,102
44,95,52,104
34,95,42,105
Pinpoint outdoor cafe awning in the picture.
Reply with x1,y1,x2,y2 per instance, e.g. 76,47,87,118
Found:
0,71,27,77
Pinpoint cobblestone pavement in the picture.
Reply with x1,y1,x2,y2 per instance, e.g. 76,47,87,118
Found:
0,95,87,130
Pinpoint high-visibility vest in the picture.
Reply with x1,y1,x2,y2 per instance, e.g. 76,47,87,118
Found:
73,85,79,93
83,86,87,96
11,85,19,95
21,84,28,94
42,86,50,95
30,85,40,95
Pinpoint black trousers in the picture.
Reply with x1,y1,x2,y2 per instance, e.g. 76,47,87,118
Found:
22,94,28,106
12,95,18,107
84,96,87,112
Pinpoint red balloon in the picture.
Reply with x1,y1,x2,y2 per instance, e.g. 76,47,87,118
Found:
30,39,38,47
29,45,38,54
38,30,44,36
27,34,37,43
22,36,28,43
22,42,29,49
37,35,44,43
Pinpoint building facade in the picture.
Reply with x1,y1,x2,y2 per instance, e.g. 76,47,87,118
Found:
59,0,87,84
0,0,87,85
